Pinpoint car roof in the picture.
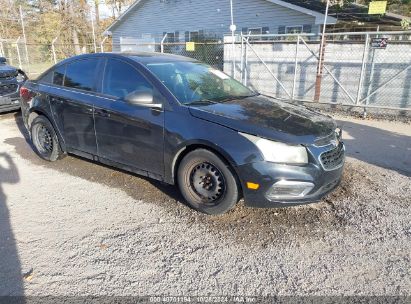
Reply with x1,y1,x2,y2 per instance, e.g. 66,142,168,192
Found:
57,52,196,66
36,51,199,81
120,52,196,64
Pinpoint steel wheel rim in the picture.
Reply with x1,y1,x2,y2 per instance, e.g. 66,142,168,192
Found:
189,162,226,205
34,124,53,154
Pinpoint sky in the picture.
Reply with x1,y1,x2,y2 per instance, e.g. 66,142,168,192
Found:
89,1,131,19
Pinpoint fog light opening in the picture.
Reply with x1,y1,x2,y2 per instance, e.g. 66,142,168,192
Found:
266,180,314,201
246,182,260,190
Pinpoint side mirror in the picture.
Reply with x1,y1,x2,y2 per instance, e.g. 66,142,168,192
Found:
0,57,6,64
125,88,162,109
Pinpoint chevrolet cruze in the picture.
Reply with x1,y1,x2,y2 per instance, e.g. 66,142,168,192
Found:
20,52,345,215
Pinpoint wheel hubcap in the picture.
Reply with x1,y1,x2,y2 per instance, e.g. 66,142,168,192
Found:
189,162,225,204
36,124,53,153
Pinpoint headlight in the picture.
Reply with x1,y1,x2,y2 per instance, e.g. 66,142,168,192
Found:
240,133,308,164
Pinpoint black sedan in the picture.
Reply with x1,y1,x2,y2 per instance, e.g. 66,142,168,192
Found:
20,52,345,215
0,57,26,113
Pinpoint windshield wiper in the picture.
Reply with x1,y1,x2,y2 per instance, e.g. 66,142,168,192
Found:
217,93,260,103
186,99,218,106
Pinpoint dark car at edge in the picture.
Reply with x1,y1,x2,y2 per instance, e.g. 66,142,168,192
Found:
20,52,345,215
0,56,27,113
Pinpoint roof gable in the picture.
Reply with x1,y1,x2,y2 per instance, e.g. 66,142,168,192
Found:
105,0,337,33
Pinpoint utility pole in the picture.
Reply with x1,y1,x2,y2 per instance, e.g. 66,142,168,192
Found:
91,17,97,53
19,5,30,72
314,0,330,101
230,0,237,78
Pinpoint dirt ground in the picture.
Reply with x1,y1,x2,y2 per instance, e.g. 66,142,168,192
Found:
0,111,410,297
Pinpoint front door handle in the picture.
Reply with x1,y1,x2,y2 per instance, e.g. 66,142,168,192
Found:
95,108,111,118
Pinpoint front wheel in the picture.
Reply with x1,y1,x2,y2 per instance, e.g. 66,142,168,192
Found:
177,149,240,215
30,115,64,162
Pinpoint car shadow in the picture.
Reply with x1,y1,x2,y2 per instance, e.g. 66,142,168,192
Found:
0,151,25,299
338,119,411,177
6,112,354,247
12,112,186,206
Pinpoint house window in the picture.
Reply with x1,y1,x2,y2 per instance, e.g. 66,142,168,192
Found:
285,26,303,34
190,31,199,42
248,27,263,35
185,31,200,42
163,32,175,43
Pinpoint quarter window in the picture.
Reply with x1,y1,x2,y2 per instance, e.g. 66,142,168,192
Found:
38,70,53,84
53,65,65,86
64,58,99,91
102,58,152,99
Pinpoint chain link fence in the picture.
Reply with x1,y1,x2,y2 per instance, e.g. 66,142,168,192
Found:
225,31,411,110
0,36,112,78
1,30,411,110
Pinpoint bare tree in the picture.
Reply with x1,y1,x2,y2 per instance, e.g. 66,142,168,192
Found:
105,0,133,18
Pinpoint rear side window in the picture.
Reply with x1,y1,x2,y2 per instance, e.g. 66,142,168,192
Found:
102,58,152,99
64,58,99,92
53,65,65,86
38,70,53,84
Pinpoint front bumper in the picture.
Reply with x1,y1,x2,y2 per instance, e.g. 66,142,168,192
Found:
0,97,20,113
236,144,345,208
0,81,22,113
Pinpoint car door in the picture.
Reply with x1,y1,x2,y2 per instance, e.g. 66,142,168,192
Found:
49,58,100,156
94,57,165,176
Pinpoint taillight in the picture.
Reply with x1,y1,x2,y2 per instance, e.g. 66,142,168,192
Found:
20,87,34,102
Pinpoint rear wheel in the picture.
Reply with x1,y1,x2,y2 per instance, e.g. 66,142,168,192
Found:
30,115,64,162
177,149,240,215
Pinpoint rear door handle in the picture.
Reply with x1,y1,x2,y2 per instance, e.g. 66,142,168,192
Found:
50,97,63,104
95,108,110,118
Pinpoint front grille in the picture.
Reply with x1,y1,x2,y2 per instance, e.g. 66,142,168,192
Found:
0,75,15,80
0,71,17,80
0,84,18,95
320,143,344,170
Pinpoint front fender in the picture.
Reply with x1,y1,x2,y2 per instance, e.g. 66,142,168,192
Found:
163,108,263,184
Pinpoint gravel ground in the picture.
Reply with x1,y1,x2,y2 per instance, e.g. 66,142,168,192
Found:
0,112,410,297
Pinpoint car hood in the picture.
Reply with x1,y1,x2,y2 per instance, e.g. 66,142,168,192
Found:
0,64,18,78
188,95,336,145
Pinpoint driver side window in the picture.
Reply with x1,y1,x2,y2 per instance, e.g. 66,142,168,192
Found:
102,58,153,99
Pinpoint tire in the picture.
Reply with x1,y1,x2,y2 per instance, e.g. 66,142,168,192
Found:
30,115,64,162
177,149,240,215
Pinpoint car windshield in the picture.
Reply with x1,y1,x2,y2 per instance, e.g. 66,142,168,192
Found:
145,61,257,105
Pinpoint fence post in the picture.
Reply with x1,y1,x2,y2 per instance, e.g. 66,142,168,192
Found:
100,36,108,53
314,34,326,101
364,29,379,116
15,37,22,69
356,33,369,105
240,33,244,83
160,33,168,53
243,32,251,86
292,35,300,100
0,41,4,57
51,36,58,64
